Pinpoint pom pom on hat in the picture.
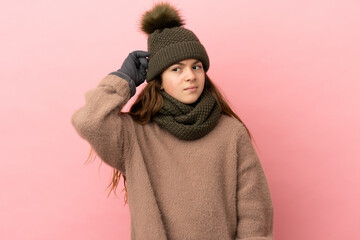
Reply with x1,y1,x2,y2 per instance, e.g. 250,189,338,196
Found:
141,2,185,34
141,2,210,82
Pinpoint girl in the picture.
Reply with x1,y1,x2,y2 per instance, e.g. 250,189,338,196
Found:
72,3,273,240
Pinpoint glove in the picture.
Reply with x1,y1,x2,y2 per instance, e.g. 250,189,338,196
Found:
109,50,149,97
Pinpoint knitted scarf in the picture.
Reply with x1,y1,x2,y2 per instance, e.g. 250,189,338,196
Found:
152,89,221,140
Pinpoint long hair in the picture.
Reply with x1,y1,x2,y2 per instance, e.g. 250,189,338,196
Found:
102,74,256,205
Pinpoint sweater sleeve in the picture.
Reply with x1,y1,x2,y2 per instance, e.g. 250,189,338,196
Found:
71,75,136,175
235,128,274,240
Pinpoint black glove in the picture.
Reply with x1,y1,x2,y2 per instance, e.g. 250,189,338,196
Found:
109,50,149,97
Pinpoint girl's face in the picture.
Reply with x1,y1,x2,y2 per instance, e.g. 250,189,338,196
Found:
161,58,205,104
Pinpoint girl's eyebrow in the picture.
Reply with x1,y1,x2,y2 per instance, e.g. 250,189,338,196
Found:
172,60,201,66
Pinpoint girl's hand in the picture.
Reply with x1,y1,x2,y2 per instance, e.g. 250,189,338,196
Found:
117,50,149,86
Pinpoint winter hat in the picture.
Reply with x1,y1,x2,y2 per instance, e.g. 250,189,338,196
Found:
141,2,210,82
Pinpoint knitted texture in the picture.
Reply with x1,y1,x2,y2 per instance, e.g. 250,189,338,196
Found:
146,27,209,82
152,89,221,140
142,3,210,82
71,75,274,239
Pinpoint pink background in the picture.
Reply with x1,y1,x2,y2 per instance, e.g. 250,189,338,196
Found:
1,0,359,239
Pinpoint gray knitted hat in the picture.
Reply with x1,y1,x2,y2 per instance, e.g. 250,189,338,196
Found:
141,3,210,82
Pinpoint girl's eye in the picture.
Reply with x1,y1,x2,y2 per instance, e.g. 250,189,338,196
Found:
172,67,181,72
193,65,202,70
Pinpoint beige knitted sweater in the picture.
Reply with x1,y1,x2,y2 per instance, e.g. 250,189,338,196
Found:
71,75,274,240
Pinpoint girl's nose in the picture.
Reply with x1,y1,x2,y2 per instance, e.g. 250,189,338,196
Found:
185,67,195,81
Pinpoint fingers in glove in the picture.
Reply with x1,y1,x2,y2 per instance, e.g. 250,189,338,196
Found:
139,65,147,79
133,50,149,59
129,53,141,68
139,57,148,68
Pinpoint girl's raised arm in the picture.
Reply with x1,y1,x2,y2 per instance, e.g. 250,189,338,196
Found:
72,75,134,174
71,51,148,174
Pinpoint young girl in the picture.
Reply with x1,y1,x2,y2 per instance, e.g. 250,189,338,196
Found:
72,3,273,240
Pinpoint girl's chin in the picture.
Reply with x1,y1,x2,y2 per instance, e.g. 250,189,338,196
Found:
168,90,203,104
179,96,201,104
